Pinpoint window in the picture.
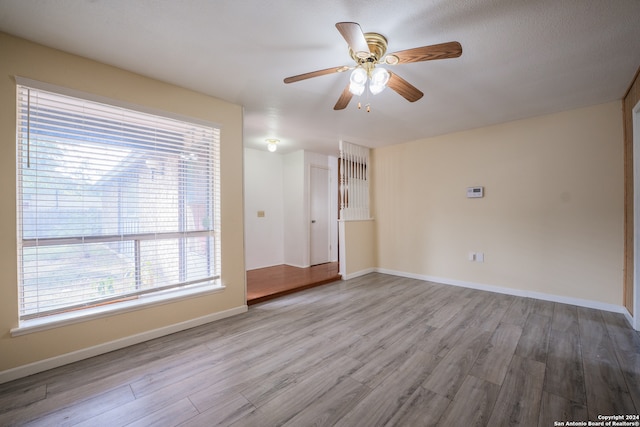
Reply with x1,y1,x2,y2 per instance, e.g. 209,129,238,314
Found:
339,140,370,220
16,80,221,321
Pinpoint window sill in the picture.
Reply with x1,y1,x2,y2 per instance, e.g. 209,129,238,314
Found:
11,284,225,337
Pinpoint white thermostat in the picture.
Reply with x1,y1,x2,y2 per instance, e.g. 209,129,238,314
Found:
467,186,484,198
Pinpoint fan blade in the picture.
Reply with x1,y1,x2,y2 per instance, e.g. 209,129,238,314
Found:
334,84,353,110
388,41,462,64
284,66,350,84
335,22,370,56
387,72,424,102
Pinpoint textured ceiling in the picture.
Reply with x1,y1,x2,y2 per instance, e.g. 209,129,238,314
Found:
1,0,639,155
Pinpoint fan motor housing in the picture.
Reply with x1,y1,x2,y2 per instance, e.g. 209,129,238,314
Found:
349,32,388,63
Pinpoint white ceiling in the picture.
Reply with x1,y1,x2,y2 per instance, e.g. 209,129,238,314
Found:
1,0,639,156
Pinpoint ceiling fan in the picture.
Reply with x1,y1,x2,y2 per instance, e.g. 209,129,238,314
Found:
284,22,462,111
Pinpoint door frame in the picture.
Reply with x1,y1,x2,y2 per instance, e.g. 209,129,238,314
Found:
633,99,640,330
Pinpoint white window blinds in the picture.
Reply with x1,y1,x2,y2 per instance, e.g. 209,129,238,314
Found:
339,140,371,220
16,83,221,320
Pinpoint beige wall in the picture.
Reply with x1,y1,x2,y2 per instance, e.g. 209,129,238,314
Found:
374,102,624,305
0,33,245,374
339,220,376,278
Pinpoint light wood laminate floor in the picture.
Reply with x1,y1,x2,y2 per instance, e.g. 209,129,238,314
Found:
1,273,639,426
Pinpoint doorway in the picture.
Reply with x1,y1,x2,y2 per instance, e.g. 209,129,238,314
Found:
244,151,341,304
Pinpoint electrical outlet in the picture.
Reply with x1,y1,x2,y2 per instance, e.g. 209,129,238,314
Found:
257,210,265,217
476,252,485,263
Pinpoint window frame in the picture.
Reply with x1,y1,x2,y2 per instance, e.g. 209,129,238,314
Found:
15,77,223,326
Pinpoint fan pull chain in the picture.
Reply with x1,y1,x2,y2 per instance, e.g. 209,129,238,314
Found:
355,101,372,112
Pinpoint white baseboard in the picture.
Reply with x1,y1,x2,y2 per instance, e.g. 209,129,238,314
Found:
0,305,247,385
286,263,310,269
376,268,631,317
341,268,376,281
623,308,635,328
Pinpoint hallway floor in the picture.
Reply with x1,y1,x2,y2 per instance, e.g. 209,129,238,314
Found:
246,262,341,305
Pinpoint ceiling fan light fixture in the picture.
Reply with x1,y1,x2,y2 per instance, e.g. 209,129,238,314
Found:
349,67,367,95
284,22,462,111
266,138,279,152
349,82,365,96
369,67,390,95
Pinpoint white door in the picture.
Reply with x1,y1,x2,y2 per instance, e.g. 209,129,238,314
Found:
310,166,330,265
